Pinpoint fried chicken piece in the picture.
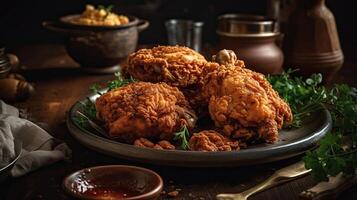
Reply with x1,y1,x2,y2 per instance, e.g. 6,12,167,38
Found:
134,138,176,150
95,82,197,143
201,50,293,143
192,50,247,113
155,140,176,150
189,130,240,151
125,46,207,88
134,137,155,148
212,49,238,66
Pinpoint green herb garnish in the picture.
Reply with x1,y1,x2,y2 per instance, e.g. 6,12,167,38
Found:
98,4,114,13
89,83,102,95
73,98,96,128
75,72,135,129
268,70,357,181
107,72,136,91
267,69,326,127
174,125,190,150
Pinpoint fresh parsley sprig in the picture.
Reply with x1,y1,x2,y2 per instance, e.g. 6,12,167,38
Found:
107,72,136,91
74,72,135,129
73,98,96,128
267,69,327,127
89,83,102,95
174,125,190,150
269,70,357,181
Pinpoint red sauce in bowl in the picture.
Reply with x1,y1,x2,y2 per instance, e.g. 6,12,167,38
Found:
63,165,163,200
82,186,140,199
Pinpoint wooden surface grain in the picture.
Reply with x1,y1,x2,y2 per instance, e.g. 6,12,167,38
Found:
0,44,356,200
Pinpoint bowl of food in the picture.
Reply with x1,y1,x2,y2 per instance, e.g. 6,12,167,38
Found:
63,165,163,200
43,5,149,73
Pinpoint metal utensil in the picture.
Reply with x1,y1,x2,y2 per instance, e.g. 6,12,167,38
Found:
216,161,311,200
165,19,204,52
75,110,109,138
300,172,357,200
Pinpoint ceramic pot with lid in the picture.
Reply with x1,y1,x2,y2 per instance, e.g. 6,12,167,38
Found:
217,14,283,74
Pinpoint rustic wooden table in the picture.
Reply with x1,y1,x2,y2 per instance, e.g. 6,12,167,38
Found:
0,44,356,200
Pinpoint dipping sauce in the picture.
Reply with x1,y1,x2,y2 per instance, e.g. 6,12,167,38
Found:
72,170,143,199
63,165,163,200
82,186,140,199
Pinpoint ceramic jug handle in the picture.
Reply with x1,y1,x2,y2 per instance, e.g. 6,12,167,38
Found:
137,19,150,32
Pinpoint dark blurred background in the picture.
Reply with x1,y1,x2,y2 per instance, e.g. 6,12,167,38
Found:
0,0,356,56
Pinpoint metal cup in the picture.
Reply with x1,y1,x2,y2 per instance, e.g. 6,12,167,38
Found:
165,19,204,52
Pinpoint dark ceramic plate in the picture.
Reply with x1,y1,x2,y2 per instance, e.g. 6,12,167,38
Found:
67,91,332,167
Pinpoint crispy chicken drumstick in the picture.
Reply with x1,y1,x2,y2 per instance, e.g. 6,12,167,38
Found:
201,50,293,143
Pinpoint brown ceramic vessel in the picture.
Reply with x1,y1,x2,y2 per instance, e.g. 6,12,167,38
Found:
43,15,149,74
217,14,283,75
283,0,344,82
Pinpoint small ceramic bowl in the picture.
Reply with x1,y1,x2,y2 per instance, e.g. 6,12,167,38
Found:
63,165,163,200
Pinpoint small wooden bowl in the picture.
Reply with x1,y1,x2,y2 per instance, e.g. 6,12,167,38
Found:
63,165,163,200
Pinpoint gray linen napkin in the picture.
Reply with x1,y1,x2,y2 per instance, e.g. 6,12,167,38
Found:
0,100,71,177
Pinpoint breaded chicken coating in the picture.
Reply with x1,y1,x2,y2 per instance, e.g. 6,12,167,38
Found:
133,138,175,150
125,46,208,88
189,130,240,151
201,50,293,143
95,82,197,143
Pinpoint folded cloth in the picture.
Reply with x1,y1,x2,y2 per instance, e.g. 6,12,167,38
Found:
0,100,71,177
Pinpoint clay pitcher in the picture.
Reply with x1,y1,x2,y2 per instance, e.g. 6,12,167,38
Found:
283,0,344,82
217,14,283,75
